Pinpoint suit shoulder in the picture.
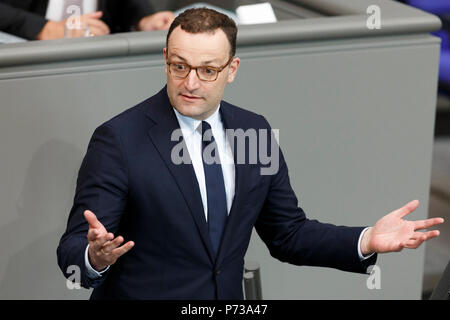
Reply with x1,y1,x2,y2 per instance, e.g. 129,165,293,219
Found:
96,96,151,133
221,100,261,118
221,100,271,128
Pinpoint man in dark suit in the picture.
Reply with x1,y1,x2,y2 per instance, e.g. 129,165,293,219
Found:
0,0,174,40
57,8,444,299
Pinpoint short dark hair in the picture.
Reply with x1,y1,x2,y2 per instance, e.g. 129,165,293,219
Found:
166,8,238,58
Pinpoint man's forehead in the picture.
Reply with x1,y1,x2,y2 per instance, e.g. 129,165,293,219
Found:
167,50,225,65
167,26,230,57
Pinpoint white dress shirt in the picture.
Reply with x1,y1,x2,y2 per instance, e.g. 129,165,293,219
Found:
46,0,97,21
84,104,372,278
173,105,236,220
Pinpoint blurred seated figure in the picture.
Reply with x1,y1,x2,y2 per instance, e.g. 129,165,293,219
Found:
0,0,175,40
399,0,450,92
406,0,450,13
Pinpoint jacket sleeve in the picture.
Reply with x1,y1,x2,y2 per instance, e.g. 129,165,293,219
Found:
0,3,48,40
57,123,129,289
124,0,155,28
254,116,377,274
102,0,154,33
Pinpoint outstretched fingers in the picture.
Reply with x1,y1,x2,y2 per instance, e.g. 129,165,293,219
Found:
413,217,445,231
403,230,441,249
101,236,124,253
111,241,135,260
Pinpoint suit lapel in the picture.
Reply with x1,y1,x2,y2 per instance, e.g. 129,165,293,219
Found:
145,87,216,262
145,89,253,266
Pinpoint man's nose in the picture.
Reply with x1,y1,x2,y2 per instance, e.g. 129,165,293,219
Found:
184,69,201,91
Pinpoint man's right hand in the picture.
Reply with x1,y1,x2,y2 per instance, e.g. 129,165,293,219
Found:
36,11,110,40
84,210,134,272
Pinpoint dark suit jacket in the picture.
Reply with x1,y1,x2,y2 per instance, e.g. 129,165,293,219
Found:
57,86,377,299
0,0,154,40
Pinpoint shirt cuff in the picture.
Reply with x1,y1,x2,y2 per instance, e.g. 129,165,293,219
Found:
358,227,375,261
85,244,110,279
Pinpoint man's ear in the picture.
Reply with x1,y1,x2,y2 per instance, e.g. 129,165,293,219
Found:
227,57,240,83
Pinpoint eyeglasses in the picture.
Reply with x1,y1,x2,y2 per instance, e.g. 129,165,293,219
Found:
166,56,233,82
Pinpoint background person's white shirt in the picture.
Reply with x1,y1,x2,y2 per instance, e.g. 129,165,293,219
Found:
45,0,97,21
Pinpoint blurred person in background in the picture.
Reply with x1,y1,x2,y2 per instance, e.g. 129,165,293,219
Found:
0,0,175,40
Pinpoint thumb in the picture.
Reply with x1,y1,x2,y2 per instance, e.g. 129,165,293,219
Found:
395,199,420,219
84,210,103,229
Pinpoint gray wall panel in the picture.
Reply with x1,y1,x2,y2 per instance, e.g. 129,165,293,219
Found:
0,34,440,299
0,0,441,299
233,38,439,299
0,63,166,299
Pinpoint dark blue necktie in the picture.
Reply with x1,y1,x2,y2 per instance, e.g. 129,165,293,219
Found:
200,121,228,255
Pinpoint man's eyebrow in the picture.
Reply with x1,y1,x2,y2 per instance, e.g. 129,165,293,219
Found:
169,54,187,62
168,53,221,66
202,59,221,65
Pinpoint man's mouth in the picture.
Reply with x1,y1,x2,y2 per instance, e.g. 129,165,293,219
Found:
180,94,202,101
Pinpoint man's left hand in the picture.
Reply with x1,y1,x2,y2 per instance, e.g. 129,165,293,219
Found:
361,200,444,255
137,11,175,31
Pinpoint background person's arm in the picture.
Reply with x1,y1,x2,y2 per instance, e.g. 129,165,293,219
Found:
102,0,154,33
0,3,48,40
137,11,175,31
37,12,110,40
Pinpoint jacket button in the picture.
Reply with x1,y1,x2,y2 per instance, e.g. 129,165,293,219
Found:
215,269,221,275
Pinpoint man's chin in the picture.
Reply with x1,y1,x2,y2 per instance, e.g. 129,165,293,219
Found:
175,103,204,119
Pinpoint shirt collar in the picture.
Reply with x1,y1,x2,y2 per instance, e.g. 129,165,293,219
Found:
173,104,222,136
